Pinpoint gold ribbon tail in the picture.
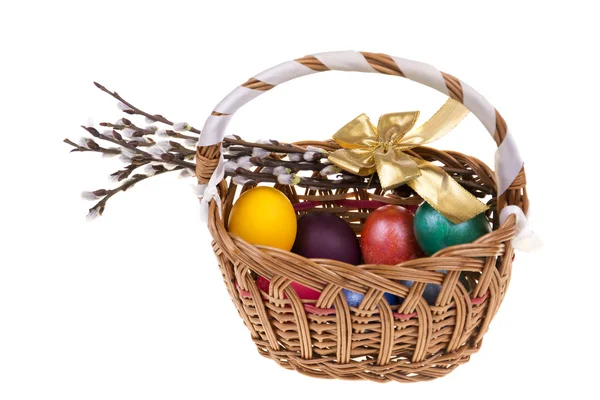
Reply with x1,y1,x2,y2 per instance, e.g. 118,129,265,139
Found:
407,157,488,223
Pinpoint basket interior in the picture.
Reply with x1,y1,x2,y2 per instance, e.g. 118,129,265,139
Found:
224,142,499,283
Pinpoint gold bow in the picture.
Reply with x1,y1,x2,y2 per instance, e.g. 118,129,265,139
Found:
328,99,488,223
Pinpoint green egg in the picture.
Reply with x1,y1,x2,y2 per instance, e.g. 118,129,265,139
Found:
413,203,491,255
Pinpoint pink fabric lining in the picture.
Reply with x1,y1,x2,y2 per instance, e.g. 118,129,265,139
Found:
236,283,490,320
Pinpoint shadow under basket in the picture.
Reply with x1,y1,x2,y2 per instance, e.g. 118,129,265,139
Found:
199,142,527,383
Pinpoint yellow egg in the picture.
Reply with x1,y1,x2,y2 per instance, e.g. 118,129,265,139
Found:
228,186,297,251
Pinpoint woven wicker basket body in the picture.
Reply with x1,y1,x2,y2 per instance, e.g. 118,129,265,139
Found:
196,52,528,383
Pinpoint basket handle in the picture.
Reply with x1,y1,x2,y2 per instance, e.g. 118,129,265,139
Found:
197,50,525,202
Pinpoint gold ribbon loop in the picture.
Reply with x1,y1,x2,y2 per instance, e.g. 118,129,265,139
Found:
328,99,489,223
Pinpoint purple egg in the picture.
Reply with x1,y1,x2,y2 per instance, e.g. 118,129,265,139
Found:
292,212,361,265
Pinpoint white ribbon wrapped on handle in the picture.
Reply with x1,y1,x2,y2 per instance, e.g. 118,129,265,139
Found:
499,205,542,252
197,184,221,224
196,151,225,223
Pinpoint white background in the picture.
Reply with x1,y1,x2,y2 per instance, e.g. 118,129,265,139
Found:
1,1,597,399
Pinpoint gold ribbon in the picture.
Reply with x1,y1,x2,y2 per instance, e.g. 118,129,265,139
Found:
328,99,488,223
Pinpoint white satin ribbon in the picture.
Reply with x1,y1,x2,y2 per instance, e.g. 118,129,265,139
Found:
499,205,542,252
197,151,225,223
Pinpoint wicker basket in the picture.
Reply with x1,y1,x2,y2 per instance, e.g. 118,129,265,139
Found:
195,51,527,383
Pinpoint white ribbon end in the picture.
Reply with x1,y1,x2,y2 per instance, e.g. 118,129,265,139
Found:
512,229,543,252
194,183,208,197
195,183,221,224
499,205,542,253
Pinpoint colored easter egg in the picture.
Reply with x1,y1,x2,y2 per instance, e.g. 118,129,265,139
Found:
360,205,423,265
256,276,321,301
342,289,400,308
413,203,492,255
459,273,474,292
399,280,442,306
292,212,361,265
228,186,297,251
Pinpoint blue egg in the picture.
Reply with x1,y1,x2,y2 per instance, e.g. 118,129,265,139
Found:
399,280,442,306
342,289,400,308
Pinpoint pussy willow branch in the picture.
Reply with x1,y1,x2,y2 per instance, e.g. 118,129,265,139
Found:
94,82,323,159
227,167,489,196
247,157,328,171
100,122,157,137
66,123,197,219
222,139,482,187
94,82,202,135
222,137,314,155
166,141,195,157
79,126,195,169
72,82,489,220
110,164,142,182
101,122,197,140
242,155,480,183
81,126,151,155
224,143,488,194
87,166,183,218
229,168,383,190
66,83,207,219
63,138,121,155
64,138,152,181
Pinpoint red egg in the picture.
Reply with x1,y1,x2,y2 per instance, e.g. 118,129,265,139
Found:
256,276,321,301
361,205,423,265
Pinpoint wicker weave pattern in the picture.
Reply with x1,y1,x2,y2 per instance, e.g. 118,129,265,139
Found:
201,143,521,382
